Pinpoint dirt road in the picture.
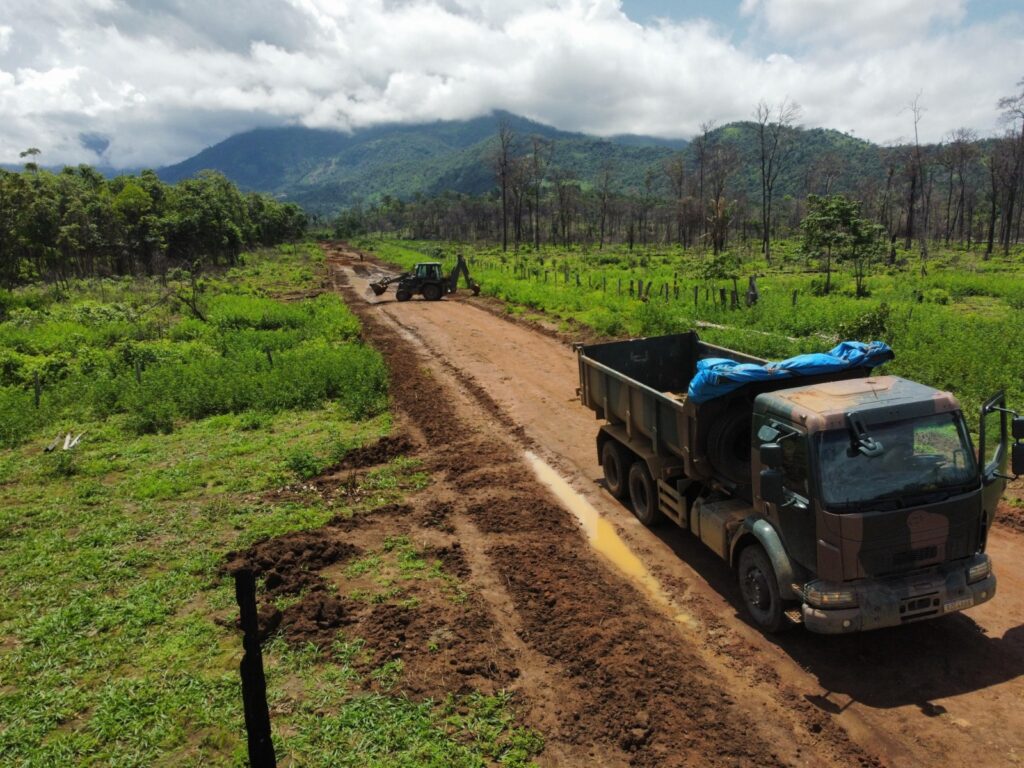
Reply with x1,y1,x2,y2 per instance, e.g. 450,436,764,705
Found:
323,243,1024,767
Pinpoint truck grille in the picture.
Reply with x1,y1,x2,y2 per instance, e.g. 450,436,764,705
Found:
892,545,938,568
899,592,940,621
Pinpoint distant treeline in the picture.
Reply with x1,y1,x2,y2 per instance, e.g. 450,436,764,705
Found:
336,88,1024,261
0,164,307,288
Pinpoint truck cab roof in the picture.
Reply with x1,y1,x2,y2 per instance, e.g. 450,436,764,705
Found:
756,375,960,433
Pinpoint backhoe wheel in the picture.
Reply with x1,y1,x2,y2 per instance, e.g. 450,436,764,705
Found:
627,461,662,527
423,284,443,301
396,289,412,302
737,544,788,633
601,440,629,499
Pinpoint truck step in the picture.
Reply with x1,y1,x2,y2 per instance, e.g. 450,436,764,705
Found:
784,608,804,625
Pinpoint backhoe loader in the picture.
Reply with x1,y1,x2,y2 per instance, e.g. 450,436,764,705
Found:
369,256,480,302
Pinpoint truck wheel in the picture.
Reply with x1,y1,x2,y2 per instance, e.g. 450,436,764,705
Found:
628,462,662,527
601,440,629,499
737,544,787,633
396,289,412,302
423,284,443,301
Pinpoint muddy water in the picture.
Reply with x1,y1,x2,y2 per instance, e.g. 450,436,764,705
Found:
524,450,700,629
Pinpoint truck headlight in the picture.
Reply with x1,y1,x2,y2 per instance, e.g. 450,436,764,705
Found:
967,555,991,584
804,581,858,609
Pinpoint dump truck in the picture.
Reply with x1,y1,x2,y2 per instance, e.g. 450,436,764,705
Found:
577,332,1024,633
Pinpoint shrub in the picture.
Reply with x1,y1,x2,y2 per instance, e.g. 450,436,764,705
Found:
286,448,322,480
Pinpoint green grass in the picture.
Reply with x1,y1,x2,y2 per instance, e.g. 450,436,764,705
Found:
0,243,385,448
268,639,542,767
0,244,539,767
368,238,1024,425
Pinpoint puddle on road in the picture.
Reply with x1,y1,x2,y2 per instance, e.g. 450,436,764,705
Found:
524,451,699,630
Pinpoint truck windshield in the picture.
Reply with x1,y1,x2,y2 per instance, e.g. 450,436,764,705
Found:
818,412,978,509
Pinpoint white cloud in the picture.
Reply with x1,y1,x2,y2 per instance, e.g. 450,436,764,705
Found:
741,0,966,48
0,0,1021,168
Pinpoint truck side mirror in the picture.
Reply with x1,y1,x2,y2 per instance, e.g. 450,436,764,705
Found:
1013,443,1024,477
760,468,785,505
1013,417,1024,441
760,443,783,469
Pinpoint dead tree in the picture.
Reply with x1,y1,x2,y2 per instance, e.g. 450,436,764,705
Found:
755,99,801,264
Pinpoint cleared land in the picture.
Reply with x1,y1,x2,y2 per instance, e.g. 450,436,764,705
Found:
3,241,1022,766
321,240,1024,767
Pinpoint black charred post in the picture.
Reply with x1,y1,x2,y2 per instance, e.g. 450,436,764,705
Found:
234,568,277,768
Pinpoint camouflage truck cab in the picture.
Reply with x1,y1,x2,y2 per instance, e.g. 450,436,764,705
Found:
752,376,997,633
577,332,1024,634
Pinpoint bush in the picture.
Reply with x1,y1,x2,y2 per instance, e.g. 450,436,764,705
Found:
286,448,322,480
124,397,176,435
0,387,49,448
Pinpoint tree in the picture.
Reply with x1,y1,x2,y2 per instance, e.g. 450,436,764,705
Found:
755,99,801,264
663,152,686,246
597,160,615,249
706,141,738,254
493,118,515,252
695,121,715,247
801,194,883,297
997,77,1024,255
526,136,550,250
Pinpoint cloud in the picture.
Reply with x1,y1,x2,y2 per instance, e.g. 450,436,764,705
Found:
740,0,966,49
0,0,1021,168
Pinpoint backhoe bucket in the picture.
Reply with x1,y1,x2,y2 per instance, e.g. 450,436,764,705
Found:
369,282,388,296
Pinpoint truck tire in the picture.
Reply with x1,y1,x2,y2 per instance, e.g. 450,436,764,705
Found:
423,283,443,301
628,461,662,527
396,289,412,302
737,544,787,633
601,440,629,499
707,408,751,486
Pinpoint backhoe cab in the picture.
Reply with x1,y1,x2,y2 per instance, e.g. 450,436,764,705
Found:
369,259,481,302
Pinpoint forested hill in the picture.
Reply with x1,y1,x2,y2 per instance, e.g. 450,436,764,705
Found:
157,111,890,214
158,112,687,213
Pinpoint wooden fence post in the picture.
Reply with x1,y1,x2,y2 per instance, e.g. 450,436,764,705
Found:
234,569,278,768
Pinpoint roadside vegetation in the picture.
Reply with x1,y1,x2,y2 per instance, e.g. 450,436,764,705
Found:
0,245,539,766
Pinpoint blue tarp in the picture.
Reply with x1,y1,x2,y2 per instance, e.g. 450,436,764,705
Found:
687,341,894,404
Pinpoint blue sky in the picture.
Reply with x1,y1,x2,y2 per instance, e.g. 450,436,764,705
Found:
1,0,1022,167
621,0,1019,29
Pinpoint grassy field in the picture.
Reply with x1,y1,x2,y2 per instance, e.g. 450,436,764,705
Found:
366,238,1024,425
0,246,539,766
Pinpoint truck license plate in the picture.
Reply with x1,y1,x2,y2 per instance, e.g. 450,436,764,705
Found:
942,597,974,613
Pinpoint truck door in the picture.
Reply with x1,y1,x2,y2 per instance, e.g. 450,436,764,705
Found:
754,418,815,570
978,392,1009,550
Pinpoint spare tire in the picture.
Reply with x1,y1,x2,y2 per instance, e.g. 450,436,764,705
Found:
706,407,752,486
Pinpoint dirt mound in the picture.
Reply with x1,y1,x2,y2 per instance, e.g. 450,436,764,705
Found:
226,533,358,593
331,434,418,470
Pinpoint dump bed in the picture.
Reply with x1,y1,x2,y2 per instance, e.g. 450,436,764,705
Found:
577,332,882,487
577,333,766,480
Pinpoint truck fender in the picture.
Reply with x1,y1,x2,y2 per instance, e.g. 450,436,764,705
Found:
732,518,799,601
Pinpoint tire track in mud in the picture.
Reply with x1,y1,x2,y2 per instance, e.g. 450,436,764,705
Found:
322,246,880,768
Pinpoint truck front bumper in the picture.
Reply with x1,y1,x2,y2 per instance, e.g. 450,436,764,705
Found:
801,557,996,634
